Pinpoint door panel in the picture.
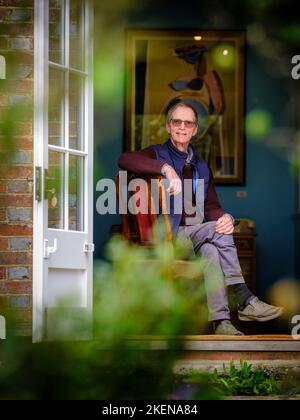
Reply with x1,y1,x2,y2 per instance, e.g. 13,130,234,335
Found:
33,0,93,342
47,268,87,308
46,230,89,269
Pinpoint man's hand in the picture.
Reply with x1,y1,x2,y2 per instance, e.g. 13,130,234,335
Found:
215,214,234,235
162,164,182,195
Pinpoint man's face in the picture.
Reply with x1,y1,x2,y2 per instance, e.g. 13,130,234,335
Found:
166,105,198,148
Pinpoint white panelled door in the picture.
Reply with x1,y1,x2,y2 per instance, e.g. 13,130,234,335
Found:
33,0,93,342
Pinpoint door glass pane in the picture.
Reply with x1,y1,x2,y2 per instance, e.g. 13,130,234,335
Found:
49,0,65,65
69,73,84,150
70,0,84,70
69,155,84,231
48,151,65,230
49,68,65,146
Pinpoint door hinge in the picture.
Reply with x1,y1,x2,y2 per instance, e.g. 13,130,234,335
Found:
84,242,95,253
44,238,57,259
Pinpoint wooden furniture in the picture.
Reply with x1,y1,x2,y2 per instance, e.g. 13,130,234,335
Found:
115,172,257,291
233,231,257,294
115,172,203,282
116,173,172,245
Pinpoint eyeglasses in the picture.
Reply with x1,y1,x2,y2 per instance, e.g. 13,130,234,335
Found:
170,118,196,129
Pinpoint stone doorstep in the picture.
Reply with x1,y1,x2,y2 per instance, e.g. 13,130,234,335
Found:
173,359,300,375
224,396,300,400
173,359,300,400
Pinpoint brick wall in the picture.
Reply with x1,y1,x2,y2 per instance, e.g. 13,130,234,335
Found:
0,0,34,333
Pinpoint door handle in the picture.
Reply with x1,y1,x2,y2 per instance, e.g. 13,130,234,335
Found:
44,238,57,259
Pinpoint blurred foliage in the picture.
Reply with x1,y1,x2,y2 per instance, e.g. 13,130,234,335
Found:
245,109,273,141
93,237,208,342
211,44,236,71
269,279,300,321
0,237,216,400
0,103,29,171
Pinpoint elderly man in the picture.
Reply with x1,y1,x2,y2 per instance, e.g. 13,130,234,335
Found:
118,100,283,335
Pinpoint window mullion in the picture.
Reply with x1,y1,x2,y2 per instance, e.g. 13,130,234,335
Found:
65,0,70,69
64,0,70,231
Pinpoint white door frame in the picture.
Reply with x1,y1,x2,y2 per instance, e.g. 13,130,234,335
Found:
33,0,94,342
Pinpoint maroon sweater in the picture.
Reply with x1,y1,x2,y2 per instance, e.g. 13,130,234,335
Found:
118,146,226,222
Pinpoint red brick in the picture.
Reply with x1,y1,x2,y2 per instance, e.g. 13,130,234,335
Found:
0,194,32,207
0,8,10,20
0,281,32,294
1,23,11,35
5,1,34,7
0,267,6,280
9,24,34,37
0,209,6,222
0,224,32,235
7,180,31,193
0,122,32,136
0,181,6,193
0,295,8,309
0,36,8,50
0,238,8,250
5,79,33,93
15,137,33,150
0,94,8,106
18,122,33,134
0,281,6,293
12,309,32,324
4,51,33,65
0,252,32,265
0,166,33,179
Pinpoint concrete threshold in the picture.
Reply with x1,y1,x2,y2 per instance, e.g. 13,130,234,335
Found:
174,359,300,375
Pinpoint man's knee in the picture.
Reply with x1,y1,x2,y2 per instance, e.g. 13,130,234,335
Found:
214,232,235,246
200,242,219,261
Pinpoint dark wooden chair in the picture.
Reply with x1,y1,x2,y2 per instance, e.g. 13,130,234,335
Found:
116,171,203,282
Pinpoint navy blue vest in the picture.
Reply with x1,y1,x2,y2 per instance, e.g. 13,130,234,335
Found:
153,139,210,236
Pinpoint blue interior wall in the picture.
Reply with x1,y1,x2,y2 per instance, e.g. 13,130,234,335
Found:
94,5,296,297
216,47,296,296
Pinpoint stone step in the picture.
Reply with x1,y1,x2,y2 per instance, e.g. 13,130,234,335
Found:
126,334,300,364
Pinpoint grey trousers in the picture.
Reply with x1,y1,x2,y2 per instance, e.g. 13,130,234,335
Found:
177,221,245,322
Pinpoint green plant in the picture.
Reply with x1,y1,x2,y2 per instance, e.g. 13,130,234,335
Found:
0,237,216,400
209,360,281,396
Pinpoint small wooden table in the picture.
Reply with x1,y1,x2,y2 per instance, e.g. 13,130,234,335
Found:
233,231,257,294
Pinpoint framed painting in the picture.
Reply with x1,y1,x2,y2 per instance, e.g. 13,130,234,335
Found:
125,29,246,184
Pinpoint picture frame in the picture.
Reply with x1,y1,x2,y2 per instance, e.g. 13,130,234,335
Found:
125,29,246,184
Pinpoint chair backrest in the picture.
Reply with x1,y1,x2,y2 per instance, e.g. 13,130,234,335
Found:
116,172,172,245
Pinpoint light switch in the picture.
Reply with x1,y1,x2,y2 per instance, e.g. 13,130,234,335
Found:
0,55,6,79
236,191,248,198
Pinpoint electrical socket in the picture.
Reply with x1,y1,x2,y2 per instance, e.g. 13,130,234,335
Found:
236,191,248,198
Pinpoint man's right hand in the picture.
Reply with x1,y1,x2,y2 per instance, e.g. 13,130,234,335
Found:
162,164,182,195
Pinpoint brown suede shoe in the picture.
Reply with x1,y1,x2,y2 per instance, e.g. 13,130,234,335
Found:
214,320,244,336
